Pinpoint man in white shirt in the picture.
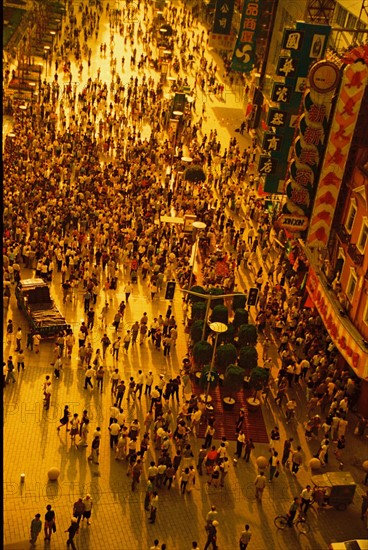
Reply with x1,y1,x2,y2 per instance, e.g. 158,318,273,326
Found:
145,371,154,396
108,422,120,449
136,370,144,399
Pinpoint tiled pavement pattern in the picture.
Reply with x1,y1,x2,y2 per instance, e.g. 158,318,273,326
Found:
3,1,368,549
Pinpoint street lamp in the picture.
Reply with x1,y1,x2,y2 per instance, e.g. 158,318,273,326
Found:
203,321,228,405
188,220,206,290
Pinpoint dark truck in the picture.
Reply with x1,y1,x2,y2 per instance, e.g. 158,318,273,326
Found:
15,278,68,337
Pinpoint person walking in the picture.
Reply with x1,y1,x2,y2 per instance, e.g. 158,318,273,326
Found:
72,498,85,525
65,517,79,549
82,494,93,525
70,414,80,448
291,446,303,476
269,450,280,481
57,405,71,431
96,365,105,393
43,377,52,410
88,435,100,465
29,513,42,545
243,438,255,462
254,471,266,502
239,524,252,550
361,489,368,520
149,491,159,523
300,485,313,516
109,421,120,449
5,357,16,384
16,349,25,372
236,431,245,457
204,520,218,550
84,366,95,390
281,437,293,466
44,504,55,541
15,327,22,352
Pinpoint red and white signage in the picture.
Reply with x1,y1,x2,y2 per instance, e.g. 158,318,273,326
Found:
306,268,368,378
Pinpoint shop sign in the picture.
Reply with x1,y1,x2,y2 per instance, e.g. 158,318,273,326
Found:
212,0,235,35
267,109,289,129
279,214,309,231
307,269,368,375
258,155,277,175
231,0,262,73
262,133,283,152
271,84,292,104
208,32,236,51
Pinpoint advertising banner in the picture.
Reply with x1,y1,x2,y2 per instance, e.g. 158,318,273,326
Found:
307,58,368,247
231,0,262,73
212,0,235,36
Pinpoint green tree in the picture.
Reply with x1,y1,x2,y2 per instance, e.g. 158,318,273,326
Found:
192,340,213,367
183,165,206,183
224,364,246,398
232,294,247,311
211,304,228,325
249,367,269,399
238,346,258,371
190,320,204,344
189,285,207,303
208,287,224,308
216,343,237,371
233,309,249,331
238,323,257,346
192,302,206,321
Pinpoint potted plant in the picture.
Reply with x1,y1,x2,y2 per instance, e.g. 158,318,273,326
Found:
183,165,206,183
215,343,237,372
208,286,224,308
238,346,258,377
233,309,249,331
192,302,206,321
223,364,246,410
211,304,228,325
190,320,204,344
238,323,258,346
189,285,207,302
219,323,235,345
192,340,213,369
232,294,247,312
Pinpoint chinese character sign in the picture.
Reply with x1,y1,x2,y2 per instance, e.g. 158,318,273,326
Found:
212,0,235,36
231,0,262,73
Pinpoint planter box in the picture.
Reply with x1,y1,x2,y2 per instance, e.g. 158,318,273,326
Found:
223,397,236,410
246,397,261,411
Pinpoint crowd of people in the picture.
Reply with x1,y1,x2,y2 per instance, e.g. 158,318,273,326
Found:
3,0,367,547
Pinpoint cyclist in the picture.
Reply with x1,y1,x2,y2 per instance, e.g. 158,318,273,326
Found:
287,497,299,526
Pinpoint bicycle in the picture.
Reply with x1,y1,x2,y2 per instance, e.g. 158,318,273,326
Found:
274,513,310,534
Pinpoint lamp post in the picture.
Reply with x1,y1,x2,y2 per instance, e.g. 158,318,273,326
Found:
204,321,228,405
188,220,206,290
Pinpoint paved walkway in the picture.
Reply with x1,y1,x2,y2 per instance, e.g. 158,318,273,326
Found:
3,1,368,549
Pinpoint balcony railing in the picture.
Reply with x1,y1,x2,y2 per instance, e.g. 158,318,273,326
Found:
347,243,364,266
336,225,351,245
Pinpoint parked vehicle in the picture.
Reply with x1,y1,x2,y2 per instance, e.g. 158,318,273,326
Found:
15,278,68,338
311,471,356,511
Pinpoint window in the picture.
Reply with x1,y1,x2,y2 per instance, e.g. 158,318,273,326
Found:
357,219,368,253
345,201,357,233
347,269,357,302
364,301,368,326
346,13,357,29
335,5,347,27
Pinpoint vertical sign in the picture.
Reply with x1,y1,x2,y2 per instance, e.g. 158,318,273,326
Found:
307,58,368,246
212,0,235,35
259,22,331,194
231,0,262,73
